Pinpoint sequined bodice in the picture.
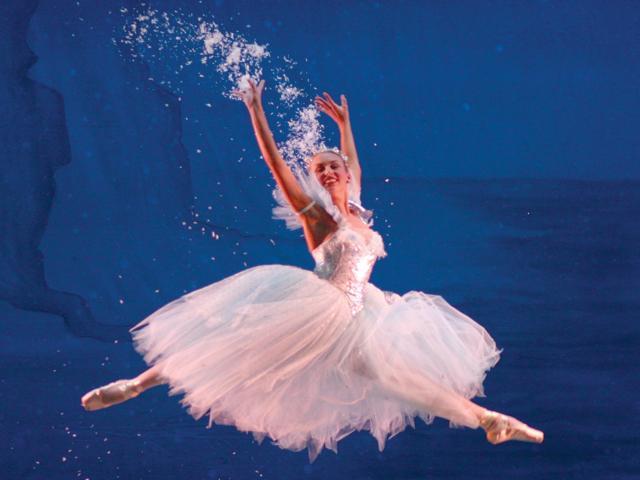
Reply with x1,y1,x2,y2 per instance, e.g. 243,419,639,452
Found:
312,223,387,315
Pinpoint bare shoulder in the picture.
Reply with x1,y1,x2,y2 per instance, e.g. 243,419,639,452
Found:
299,204,338,252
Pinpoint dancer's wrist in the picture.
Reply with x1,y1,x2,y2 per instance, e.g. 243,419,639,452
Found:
338,118,351,131
248,102,264,115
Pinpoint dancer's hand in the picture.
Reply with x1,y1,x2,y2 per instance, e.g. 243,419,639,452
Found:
315,92,350,127
233,77,265,111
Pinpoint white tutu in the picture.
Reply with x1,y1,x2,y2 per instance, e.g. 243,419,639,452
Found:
130,263,502,462
131,168,501,461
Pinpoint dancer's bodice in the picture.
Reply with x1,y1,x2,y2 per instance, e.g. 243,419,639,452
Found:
312,223,387,315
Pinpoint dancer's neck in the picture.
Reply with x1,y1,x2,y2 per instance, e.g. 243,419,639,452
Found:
331,193,350,218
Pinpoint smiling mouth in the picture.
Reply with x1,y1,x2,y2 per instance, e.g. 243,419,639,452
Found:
323,178,337,186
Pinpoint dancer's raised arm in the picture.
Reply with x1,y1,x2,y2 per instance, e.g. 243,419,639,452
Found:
315,92,362,198
236,79,315,215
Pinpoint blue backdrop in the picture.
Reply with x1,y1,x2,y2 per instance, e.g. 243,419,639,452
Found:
1,1,638,479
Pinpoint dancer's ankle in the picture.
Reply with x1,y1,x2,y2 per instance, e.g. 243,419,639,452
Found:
130,378,144,394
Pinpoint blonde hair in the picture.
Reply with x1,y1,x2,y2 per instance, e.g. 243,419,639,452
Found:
306,148,350,171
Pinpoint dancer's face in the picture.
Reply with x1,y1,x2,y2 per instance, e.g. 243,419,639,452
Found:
309,152,351,195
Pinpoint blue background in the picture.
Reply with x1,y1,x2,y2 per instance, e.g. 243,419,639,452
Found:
1,1,638,479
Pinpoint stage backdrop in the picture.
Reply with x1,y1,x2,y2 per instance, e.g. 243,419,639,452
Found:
1,1,638,479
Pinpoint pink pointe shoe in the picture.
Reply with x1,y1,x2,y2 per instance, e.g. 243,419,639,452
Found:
81,379,143,411
479,409,544,445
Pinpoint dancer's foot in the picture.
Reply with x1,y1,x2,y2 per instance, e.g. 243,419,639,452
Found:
479,409,544,444
81,379,143,411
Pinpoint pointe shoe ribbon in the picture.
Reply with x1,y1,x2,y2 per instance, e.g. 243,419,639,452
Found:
81,379,142,411
480,410,544,444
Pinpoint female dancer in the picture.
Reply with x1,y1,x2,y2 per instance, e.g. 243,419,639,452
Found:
81,79,544,462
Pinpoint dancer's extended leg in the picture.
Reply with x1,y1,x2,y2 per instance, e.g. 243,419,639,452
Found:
375,368,544,444
134,365,166,391
81,365,166,411
375,366,486,429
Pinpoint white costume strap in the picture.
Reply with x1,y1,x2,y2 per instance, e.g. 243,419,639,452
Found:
296,199,316,215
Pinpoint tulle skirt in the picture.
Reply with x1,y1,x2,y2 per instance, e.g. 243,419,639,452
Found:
130,265,502,462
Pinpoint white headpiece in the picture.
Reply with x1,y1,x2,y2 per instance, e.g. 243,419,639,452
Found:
303,146,349,168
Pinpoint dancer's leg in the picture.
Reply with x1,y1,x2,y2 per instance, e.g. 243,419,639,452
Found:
350,349,490,430
81,365,166,411
133,364,166,392
375,370,486,429
376,372,543,444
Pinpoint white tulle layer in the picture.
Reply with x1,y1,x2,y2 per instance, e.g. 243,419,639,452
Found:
130,265,501,462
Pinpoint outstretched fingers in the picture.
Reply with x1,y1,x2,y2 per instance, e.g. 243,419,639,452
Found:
323,91,339,107
340,94,349,111
233,77,265,107
315,96,339,120
315,91,351,125
243,77,264,93
315,96,333,113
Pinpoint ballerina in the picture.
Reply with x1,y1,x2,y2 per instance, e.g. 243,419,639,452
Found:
81,79,544,462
